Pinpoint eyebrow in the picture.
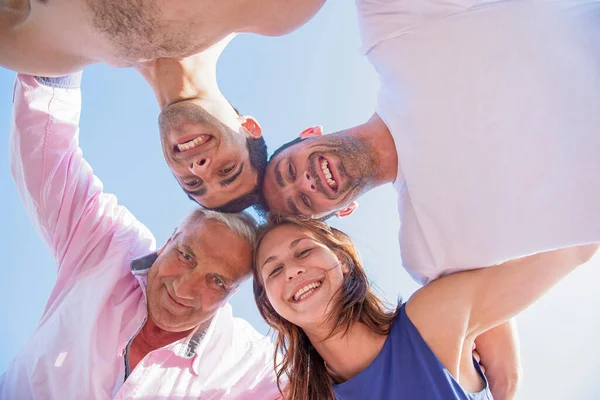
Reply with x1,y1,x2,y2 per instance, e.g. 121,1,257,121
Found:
181,162,244,199
220,162,244,187
183,185,207,198
261,237,308,269
275,158,287,187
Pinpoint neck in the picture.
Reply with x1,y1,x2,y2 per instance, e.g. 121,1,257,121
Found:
344,113,398,186
303,320,388,383
133,317,194,355
137,36,234,110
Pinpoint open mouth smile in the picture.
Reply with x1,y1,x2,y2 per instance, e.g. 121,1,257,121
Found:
290,280,323,303
318,156,338,193
173,134,213,154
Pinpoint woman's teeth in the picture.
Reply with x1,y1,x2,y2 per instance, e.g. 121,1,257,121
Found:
177,135,209,152
293,281,321,301
321,160,338,189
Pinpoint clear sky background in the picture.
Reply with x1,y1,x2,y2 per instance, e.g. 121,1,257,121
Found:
1,1,599,398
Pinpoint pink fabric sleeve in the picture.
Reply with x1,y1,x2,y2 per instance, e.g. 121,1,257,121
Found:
9,74,154,286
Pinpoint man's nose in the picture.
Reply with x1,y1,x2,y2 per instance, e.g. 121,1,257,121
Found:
189,157,213,183
173,274,199,300
299,170,317,193
286,264,306,281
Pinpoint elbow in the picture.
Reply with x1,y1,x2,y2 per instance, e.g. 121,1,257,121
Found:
574,244,599,266
489,368,522,400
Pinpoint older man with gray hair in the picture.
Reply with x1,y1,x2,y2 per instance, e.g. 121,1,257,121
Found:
0,72,280,399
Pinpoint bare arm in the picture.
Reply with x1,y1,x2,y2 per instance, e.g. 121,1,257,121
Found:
475,320,521,400
407,244,598,388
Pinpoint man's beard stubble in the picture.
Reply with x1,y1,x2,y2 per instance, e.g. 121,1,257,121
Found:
306,134,380,200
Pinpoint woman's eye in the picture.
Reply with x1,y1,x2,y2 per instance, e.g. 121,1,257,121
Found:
269,265,283,277
297,248,312,258
184,179,200,188
221,165,236,175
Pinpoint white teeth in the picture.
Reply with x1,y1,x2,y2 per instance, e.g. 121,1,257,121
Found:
176,135,209,152
321,160,337,189
293,282,321,301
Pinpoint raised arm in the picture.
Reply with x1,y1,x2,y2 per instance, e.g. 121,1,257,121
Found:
10,74,154,283
474,320,521,400
406,244,597,389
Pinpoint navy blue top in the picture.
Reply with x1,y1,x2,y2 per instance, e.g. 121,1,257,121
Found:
333,304,493,400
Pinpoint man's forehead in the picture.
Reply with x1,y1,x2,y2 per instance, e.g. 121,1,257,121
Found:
263,161,289,213
188,164,258,210
176,229,251,280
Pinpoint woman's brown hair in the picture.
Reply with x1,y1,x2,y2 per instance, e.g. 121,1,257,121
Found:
253,215,399,400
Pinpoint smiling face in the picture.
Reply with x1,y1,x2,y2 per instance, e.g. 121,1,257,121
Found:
256,224,349,329
146,217,253,332
159,100,259,209
262,134,379,217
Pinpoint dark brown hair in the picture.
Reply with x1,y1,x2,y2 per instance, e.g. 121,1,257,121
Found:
253,215,398,400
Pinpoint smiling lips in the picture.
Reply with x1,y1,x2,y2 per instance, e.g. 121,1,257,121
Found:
176,134,211,152
291,281,322,302
319,157,338,192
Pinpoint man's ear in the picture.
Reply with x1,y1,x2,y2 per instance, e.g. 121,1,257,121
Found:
241,116,262,139
300,125,323,139
336,201,358,218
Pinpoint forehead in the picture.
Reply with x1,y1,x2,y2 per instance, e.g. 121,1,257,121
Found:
187,165,258,210
258,224,312,261
263,150,304,215
180,218,253,277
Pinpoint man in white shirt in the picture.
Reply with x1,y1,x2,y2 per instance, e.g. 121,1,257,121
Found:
261,0,600,397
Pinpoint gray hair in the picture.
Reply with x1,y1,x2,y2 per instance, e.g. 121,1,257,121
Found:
179,208,258,246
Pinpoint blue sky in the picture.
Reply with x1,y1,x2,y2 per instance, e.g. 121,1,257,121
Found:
1,1,599,398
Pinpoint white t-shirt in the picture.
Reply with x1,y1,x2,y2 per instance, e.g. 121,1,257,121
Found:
357,0,600,284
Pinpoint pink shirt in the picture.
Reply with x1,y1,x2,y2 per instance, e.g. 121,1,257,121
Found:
0,74,281,399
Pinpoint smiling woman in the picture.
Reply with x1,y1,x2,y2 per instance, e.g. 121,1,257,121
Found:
252,215,597,400
253,215,398,400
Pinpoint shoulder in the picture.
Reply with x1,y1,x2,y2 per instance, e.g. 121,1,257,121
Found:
232,316,275,353
405,279,469,376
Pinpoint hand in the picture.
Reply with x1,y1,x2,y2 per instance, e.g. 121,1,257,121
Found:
472,342,486,374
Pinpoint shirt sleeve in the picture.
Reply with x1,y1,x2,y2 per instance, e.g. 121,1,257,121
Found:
9,73,155,283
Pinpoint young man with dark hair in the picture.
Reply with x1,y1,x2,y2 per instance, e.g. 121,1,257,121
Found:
138,37,268,213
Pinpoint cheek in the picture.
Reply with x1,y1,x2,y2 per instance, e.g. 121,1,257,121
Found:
265,281,288,315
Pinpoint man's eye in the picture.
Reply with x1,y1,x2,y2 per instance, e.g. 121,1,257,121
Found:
178,250,193,262
301,193,311,209
184,179,200,188
213,276,226,288
220,164,236,175
288,160,296,180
